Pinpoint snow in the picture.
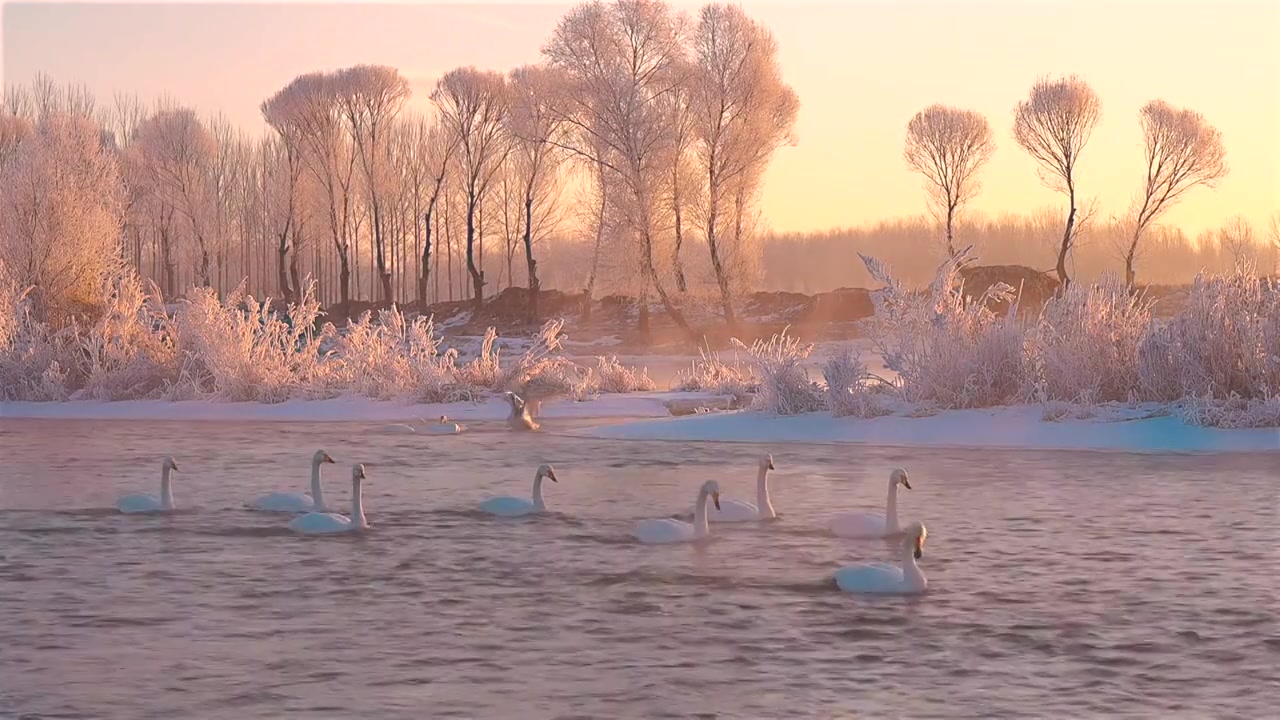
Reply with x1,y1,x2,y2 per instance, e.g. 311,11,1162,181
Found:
571,405,1280,454
0,391,726,423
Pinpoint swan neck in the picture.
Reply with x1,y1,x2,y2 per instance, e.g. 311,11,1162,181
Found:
532,474,546,511
756,466,775,519
885,482,900,533
351,478,367,528
901,537,924,585
160,466,174,510
310,460,326,510
694,488,710,537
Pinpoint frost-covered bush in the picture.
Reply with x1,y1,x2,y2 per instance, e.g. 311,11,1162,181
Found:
593,355,657,394
675,346,758,399
860,248,1030,409
77,273,182,400
331,307,462,402
455,326,501,389
731,329,824,415
822,346,895,418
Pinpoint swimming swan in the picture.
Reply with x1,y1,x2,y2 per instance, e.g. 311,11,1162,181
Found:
117,456,180,513
706,453,777,522
424,415,467,434
505,391,540,431
288,464,369,534
632,480,722,544
828,468,912,539
250,450,335,513
834,521,928,594
479,464,558,516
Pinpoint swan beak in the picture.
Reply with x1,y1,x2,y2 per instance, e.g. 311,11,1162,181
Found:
902,479,912,490
547,469,558,483
323,455,335,464
914,537,924,559
914,546,923,560
170,462,180,472
712,492,721,510
767,460,775,470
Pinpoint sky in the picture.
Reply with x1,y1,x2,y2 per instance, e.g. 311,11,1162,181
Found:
2,0,1277,240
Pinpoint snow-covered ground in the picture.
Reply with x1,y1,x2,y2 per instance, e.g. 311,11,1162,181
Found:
570,404,1280,454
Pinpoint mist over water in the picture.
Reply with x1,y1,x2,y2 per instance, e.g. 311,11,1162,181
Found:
1,418,1276,718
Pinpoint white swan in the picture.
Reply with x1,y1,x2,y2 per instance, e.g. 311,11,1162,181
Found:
705,453,777,523
505,391,540,431
288,463,369,535
479,464,558,516
834,521,928,594
424,415,467,434
632,480,722,544
828,468,912,539
117,456,180,514
250,449,335,513
379,422,417,433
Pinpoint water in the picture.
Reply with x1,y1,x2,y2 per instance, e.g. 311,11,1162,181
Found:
1,417,1277,719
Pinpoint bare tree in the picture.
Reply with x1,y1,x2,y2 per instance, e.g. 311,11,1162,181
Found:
1217,215,1255,269
688,2,798,326
544,0,695,336
507,64,567,323
0,114,126,324
334,65,411,306
1124,100,1228,287
903,105,995,259
414,118,457,309
260,87,311,303
1012,75,1101,287
432,67,510,310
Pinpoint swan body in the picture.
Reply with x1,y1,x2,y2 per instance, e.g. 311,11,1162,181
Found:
424,415,467,434
829,468,912,539
117,457,180,514
633,480,722,544
288,464,369,535
250,449,335,513
479,464,558,517
834,521,929,594
505,392,540,431
706,454,776,523
380,423,417,433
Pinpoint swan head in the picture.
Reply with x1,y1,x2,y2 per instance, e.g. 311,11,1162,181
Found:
891,468,911,490
351,463,367,482
537,464,558,483
701,480,722,510
439,415,449,424
906,521,927,559
760,453,775,471
313,449,336,465
162,456,180,472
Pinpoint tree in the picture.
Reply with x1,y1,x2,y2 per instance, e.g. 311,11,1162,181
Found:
688,2,798,326
507,64,567,323
0,114,126,325
544,0,694,336
260,86,311,303
334,65,411,306
1124,100,1228,287
1013,75,1101,287
432,67,510,310
1217,215,1254,269
903,104,995,259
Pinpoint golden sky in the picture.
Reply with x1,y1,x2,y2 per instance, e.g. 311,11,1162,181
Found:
3,0,1277,239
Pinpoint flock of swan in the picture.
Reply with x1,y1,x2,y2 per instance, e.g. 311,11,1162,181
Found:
114,449,930,595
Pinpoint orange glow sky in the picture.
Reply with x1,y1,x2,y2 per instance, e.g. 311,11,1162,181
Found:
2,0,1277,239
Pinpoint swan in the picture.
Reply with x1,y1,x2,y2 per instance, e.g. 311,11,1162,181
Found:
479,464,558,516
117,456,180,514
423,415,467,434
706,453,777,522
249,449,335,513
834,521,928,594
379,422,417,433
288,463,369,535
632,480,722,544
828,468,913,539
505,391,540,431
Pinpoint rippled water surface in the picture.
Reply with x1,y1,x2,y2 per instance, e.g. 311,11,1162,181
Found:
1,417,1277,718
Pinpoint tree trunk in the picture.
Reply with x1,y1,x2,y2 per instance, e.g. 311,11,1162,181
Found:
418,208,433,311
277,216,294,303
338,254,352,321
523,195,539,325
1056,191,1077,288
673,167,687,293
1124,227,1141,289
466,197,485,311
945,203,957,259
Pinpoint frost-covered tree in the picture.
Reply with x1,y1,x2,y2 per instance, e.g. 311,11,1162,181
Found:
903,104,995,259
0,114,126,325
1124,100,1228,287
1013,75,1101,287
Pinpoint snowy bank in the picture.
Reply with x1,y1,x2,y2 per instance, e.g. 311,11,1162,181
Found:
0,391,727,423
573,406,1280,454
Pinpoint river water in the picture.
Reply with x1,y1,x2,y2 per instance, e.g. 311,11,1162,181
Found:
1,417,1277,718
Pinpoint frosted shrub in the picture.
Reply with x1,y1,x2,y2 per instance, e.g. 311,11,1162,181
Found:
822,346,894,418
731,328,824,415
1030,274,1151,403
593,355,657,394
456,326,501,389
173,280,330,403
498,318,569,392
860,248,1030,409
77,274,183,400
332,307,459,402
675,346,758,399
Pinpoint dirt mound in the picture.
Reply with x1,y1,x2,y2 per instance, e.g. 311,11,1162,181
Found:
959,264,1060,314
743,288,874,324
